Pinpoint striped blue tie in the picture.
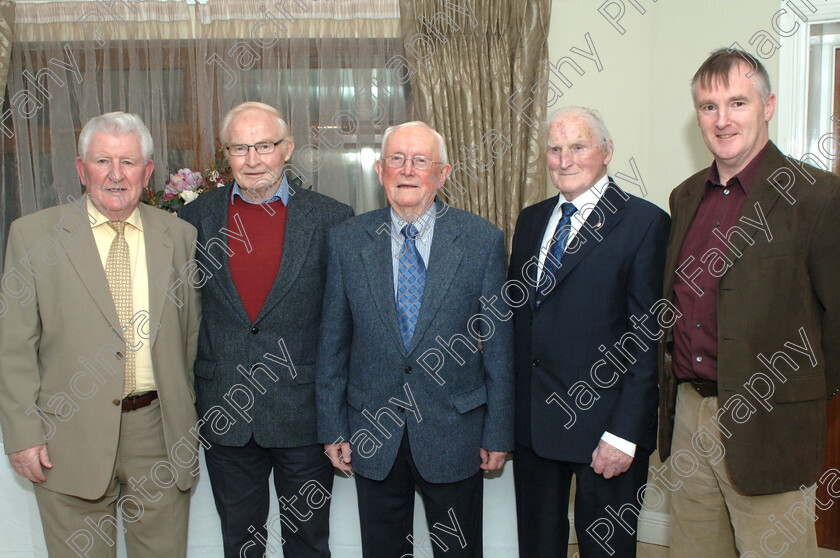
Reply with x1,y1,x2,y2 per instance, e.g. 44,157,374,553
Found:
397,224,425,350
536,202,577,306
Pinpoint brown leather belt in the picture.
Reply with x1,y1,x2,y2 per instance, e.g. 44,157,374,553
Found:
681,379,718,398
122,391,158,412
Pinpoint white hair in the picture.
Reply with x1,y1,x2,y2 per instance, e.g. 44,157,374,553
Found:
546,106,613,154
381,121,449,164
77,112,153,162
220,101,292,145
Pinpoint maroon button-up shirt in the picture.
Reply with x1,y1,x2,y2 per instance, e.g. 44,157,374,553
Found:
671,143,769,381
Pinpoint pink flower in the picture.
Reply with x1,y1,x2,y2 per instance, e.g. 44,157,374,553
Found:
165,168,204,197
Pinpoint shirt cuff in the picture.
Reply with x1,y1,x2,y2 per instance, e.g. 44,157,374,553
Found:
601,432,636,458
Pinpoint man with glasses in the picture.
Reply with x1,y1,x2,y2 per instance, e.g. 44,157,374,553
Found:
508,107,669,557
179,102,353,558
316,121,514,557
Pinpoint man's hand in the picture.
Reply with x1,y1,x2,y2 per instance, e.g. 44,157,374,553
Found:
480,448,507,471
590,440,632,479
9,445,52,483
324,441,353,473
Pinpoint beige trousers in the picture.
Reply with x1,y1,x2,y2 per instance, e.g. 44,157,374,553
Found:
669,383,819,558
34,399,190,558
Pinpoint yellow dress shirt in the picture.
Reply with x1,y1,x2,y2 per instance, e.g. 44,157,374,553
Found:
88,201,156,394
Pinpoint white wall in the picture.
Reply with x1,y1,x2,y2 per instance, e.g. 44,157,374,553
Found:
547,0,782,209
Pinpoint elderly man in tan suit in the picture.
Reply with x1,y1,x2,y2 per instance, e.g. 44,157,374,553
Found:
0,112,201,557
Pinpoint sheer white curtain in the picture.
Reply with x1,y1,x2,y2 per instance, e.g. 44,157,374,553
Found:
195,0,410,212
0,0,411,268
1,0,197,269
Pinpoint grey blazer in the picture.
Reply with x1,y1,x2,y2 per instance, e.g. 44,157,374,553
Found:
179,185,353,448
316,204,515,483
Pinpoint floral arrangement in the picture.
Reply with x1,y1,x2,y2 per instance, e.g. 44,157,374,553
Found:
143,142,233,212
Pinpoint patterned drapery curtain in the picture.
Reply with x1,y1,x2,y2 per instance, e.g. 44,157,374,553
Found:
399,0,551,250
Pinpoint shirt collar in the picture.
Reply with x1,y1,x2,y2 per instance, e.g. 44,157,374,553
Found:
87,200,142,231
390,203,436,241
704,141,770,198
553,174,610,220
231,173,290,206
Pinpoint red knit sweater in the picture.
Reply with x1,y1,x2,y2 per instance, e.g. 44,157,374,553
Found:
228,198,287,322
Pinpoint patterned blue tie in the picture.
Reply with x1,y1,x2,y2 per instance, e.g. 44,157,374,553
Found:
397,224,426,350
536,202,577,306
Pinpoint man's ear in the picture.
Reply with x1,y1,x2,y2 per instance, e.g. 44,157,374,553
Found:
764,93,777,123
75,157,87,186
143,159,155,187
282,140,295,163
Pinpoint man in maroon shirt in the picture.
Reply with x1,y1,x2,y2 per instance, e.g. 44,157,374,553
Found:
659,49,840,557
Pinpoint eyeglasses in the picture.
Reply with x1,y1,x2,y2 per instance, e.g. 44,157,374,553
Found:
226,139,284,157
382,154,442,171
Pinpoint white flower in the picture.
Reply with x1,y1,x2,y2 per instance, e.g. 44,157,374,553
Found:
180,190,199,204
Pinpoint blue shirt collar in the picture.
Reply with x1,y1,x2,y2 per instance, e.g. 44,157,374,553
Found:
230,173,290,206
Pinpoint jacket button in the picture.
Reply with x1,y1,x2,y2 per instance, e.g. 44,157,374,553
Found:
112,399,121,406
532,359,540,367
251,326,259,334
404,366,412,374
116,352,124,360
397,406,405,413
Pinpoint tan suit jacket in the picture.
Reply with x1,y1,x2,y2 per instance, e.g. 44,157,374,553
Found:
0,201,200,499
658,142,840,495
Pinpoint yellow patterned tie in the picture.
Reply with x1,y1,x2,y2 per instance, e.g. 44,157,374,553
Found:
106,221,135,398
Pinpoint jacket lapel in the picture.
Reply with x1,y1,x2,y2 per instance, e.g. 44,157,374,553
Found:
663,181,704,295
526,197,557,313
409,205,464,354
203,188,251,323
719,144,785,272
256,191,315,321
139,204,172,349
56,205,122,333
547,181,627,289
361,207,404,351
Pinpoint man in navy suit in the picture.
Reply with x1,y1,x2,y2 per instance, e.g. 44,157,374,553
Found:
179,102,353,558
316,121,514,557
509,107,670,557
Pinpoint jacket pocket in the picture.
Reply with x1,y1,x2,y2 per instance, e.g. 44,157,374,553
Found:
451,384,488,413
347,383,365,411
194,359,215,380
774,373,825,403
293,364,315,385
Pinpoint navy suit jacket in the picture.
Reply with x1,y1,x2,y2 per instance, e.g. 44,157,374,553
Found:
509,180,670,463
180,185,353,448
316,203,515,483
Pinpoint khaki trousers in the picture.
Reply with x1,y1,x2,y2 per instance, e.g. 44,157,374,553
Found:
669,383,818,558
34,399,190,558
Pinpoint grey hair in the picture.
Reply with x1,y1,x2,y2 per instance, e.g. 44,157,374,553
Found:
381,121,449,164
77,112,154,162
220,102,292,145
546,107,614,154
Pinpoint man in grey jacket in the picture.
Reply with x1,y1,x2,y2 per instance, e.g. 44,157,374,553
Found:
316,121,514,557
179,102,353,558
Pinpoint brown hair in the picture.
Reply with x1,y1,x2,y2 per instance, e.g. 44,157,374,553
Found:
691,48,771,103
